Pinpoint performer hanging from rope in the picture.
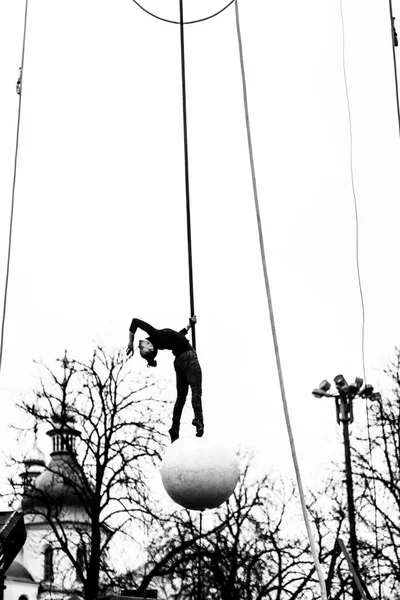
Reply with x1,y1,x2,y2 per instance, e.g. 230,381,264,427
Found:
126,316,204,443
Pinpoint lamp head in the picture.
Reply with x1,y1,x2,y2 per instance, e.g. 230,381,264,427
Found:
360,384,374,398
348,378,363,397
334,374,349,394
319,380,331,392
354,377,363,389
312,388,332,398
312,379,332,398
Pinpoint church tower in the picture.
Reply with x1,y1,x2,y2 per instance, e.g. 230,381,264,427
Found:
6,397,87,600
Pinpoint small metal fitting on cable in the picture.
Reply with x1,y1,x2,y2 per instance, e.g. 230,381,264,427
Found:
16,67,22,95
392,17,399,47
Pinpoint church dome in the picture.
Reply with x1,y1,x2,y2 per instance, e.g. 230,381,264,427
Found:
22,413,85,512
6,560,34,582
20,433,46,489
22,452,85,511
23,444,46,468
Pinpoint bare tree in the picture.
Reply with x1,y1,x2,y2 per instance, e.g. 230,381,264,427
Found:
116,453,338,600
350,349,400,599
8,346,169,600
306,474,356,600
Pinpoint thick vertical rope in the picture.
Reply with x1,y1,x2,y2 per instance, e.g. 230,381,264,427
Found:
233,2,327,598
0,0,30,375
179,0,196,349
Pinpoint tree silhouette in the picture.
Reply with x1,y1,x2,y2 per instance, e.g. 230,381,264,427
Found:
8,346,168,600
350,349,400,599
116,453,338,600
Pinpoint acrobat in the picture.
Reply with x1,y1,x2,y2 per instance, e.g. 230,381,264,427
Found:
126,316,204,443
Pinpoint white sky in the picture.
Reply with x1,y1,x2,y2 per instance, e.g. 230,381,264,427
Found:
1,0,400,505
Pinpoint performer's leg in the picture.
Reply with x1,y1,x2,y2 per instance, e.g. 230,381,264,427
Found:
169,358,189,442
186,353,203,436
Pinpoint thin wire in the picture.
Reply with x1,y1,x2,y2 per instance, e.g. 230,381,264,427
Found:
233,2,327,598
131,0,235,26
179,0,196,349
0,0,30,376
339,2,381,596
388,0,400,139
197,510,203,600
339,0,366,384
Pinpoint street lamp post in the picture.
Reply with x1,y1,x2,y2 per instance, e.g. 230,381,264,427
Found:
335,382,360,579
312,375,380,600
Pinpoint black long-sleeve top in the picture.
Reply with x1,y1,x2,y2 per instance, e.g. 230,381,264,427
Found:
129,318,192,357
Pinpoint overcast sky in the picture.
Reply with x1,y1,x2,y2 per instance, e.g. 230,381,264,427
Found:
1,0,400,505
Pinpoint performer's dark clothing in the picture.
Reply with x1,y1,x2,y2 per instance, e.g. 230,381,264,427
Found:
129,318,191,356
173,349,202,425
129,319,203,427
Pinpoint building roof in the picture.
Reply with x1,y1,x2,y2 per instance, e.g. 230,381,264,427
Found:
24,443,46,468
22,413,87,512
6,560,35,582
22,452,86,511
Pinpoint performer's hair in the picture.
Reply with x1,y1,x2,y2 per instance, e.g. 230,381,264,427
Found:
139,340,158,367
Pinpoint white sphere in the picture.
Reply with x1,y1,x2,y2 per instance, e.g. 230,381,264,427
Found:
160,436,240,510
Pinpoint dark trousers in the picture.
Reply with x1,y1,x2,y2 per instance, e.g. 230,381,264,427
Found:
172,350,203,425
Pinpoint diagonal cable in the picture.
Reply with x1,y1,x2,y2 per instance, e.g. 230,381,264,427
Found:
233,1,328,598
0,0,30,375
388,0,400,139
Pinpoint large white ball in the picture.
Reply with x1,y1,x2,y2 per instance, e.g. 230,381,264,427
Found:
160,436,240,510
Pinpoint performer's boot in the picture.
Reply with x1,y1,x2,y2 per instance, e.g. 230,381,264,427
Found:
192,416,204,438
169,422,180,443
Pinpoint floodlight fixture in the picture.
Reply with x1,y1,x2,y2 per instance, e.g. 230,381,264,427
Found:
312,388,332,398
312,369,381,593
319,380,331,392
360,384,374,398
334,374,349,394
347,383,358,397
312,379,333,398
354,377,363,390
348,379,363,397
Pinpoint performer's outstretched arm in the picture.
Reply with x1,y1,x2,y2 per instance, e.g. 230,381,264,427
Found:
127,318,159,356
179,315,197,335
